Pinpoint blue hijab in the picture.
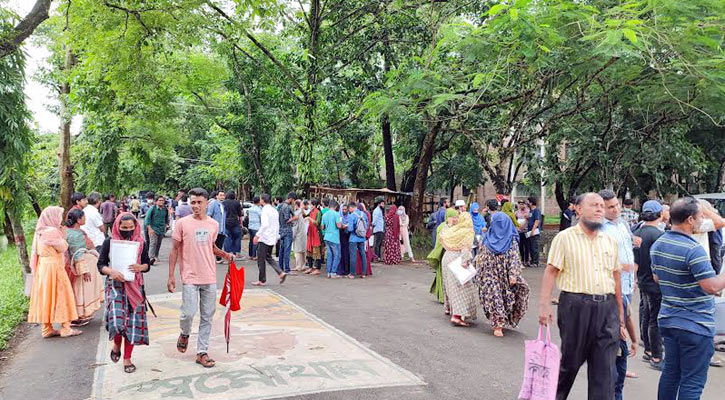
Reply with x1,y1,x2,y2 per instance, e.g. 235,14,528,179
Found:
470,202,486,235
484,212,519,255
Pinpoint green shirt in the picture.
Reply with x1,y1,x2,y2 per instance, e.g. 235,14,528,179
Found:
144,205,169,235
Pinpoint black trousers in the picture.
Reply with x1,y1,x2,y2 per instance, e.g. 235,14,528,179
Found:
257,242,283,283
529,234,541,266
373,232,385,260
214,233,226,262
639,290,663,359
556,291,619,400
519,233,530,263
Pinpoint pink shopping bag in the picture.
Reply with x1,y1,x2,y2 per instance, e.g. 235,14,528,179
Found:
518,325,561,400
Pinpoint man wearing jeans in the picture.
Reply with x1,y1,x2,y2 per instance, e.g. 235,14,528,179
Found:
525,196,542,267
651,197,725,400
277,192,297,273
321,200,343,278
247,197,262,259
345,202,369,278
372,198,385,261
167,188,233,368
252,194,287,286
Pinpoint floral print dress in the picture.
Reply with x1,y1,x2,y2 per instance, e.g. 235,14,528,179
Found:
474,245,530,328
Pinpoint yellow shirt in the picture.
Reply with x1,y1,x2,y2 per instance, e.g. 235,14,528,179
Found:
547,224,620,295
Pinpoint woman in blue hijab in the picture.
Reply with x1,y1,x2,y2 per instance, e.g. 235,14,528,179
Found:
470,202,486,257
473,212,530,337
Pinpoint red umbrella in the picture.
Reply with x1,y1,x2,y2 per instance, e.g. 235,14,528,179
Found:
219,261,245,353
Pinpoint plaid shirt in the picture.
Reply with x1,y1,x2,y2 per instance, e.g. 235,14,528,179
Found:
621,208,639,227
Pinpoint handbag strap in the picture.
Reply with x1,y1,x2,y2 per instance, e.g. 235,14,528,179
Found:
537,324,553,344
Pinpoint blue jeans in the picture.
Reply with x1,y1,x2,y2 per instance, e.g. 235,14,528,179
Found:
224,224,242,254
248,229,258,257
325,240,340,276
349,241,367,275
278,232,293,272
658,327,714,400
614,293,632,400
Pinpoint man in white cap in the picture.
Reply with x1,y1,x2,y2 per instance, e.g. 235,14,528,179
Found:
454,200,466,214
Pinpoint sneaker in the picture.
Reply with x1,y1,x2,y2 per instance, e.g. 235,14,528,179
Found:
649,359,664,371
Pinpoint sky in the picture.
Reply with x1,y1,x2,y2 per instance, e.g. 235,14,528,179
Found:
10,0,81,134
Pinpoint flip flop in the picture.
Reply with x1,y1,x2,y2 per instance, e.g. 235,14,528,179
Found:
42,330,60,338
61,329,83,337
124,363,136,373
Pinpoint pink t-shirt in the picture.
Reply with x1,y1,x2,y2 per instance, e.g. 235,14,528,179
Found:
173,215,219,285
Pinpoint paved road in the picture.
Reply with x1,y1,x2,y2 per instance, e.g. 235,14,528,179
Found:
1,235,723,400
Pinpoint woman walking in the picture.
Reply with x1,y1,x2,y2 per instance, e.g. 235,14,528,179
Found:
64,209,104,325
97,213,151,373
470,202,487,257
382,205,402,265
474,212,529,337
27,206,83,338
398,206,415,262
292,200,309,271
427,209,455,305
439,211,478,327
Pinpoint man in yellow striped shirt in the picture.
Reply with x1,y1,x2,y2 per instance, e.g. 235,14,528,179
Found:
538,192,625,400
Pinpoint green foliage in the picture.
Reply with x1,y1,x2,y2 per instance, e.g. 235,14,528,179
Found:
0,247,28,350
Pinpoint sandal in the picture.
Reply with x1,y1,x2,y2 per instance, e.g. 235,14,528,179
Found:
42,330,60,338
110,348,121,363
71,319,91,327
450,318,471,327
124,363,136,373
177,333,189,353
251,281,267,286
279,273,287,284
196,352,216,368
61,329,83,337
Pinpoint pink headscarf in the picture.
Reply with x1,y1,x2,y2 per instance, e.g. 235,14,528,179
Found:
111,212,145,310
30,206,67,273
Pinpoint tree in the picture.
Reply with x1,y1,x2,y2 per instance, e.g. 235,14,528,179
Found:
0,0,52,58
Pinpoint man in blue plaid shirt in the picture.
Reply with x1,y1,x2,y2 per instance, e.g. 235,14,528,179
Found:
621,198,639,228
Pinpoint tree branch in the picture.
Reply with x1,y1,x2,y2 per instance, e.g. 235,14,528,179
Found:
0,0,52,58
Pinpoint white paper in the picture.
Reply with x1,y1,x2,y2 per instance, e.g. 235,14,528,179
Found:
447,256,476,285
110,240,140,281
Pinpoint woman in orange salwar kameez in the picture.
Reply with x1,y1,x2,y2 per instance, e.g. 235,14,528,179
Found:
27,206,82,338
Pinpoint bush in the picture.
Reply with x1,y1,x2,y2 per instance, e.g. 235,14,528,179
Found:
0,248,28,350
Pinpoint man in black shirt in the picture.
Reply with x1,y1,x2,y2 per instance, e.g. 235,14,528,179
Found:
560,196,576,231
633,200,665,370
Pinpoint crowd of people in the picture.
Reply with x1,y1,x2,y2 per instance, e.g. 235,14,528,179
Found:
23,185,725,399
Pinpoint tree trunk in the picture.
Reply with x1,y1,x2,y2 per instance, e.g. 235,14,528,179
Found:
381,40,396,191
298,0,321,188
410,119,443,231
58,46,74,211
239,79,269,193
717,158,725,192
7,208,31,295
3,211,14,245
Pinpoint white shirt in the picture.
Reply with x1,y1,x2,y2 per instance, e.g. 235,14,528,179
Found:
693,218,716,258
81,205,105,247
256,204,280,246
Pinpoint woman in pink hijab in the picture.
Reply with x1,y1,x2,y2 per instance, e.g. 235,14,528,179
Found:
96,212,151,373
27,206,82,337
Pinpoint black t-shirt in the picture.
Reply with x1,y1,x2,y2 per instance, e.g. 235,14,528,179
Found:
223,199,243,228
560,209,574,231
633,224,664,293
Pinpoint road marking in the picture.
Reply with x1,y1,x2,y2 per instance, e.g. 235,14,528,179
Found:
92,289,424,399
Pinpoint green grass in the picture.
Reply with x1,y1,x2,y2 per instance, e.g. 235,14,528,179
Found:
544,215,561,225
0,247,28,350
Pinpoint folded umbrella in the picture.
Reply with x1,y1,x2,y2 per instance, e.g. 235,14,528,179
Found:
219,261,245,353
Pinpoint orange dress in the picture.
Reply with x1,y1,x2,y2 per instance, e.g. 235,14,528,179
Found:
27,241,79,325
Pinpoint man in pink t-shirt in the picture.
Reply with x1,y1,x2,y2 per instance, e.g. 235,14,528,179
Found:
168,188,233,368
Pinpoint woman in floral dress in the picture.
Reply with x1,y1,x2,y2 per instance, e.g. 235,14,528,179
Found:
474,212,529,337
382,205,401,265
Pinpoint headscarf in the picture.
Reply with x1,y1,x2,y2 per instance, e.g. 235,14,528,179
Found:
30,206,67,273
386,205,400,238
439,211,475,251
501,202,519,228
470,202,486,235
397,206,409,227
484,212,520,255
111,212,145,310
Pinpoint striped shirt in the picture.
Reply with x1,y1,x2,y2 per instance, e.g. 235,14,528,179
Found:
547,224,621,295
602,218,636,295
650,231,716,337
